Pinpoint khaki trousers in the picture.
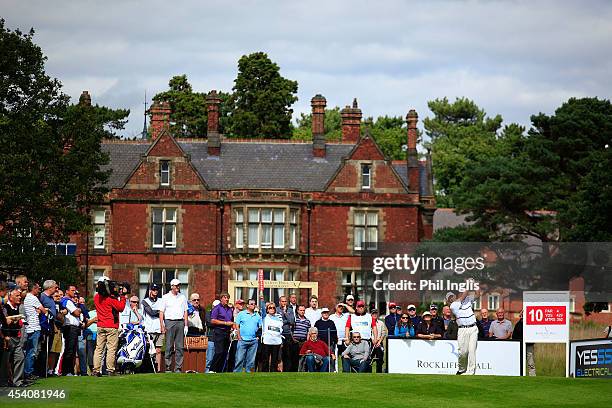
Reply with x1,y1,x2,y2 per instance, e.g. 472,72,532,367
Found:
93,327,119,373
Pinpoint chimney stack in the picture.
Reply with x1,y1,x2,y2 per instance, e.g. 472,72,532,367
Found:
79,90,91,106
406,109,420,193
311,94,327,157
149,101,171,141
206,90,221,156
341,98,362,143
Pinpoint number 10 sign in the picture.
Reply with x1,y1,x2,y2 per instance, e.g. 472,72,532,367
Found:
523,291,570,343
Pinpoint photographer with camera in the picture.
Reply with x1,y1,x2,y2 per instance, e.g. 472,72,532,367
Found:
92,276,128,377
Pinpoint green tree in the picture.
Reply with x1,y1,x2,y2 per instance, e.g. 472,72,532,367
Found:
230,52,298,138
424,97,503,207
152,75,204,137
370,115,409,160
292,107,342,141
152,74,232,138
0,19,128,283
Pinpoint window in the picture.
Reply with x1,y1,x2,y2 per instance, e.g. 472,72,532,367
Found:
354,211,378,250
138,268,188,300
234,269,296,304
238,207,296,250
602,303,611,313
152,208,177,248
569,296,576,313
487,294,500,310
93,210,105,249
160,160,170,186
289,209,298,249
235,209,244,249
361,164,371,189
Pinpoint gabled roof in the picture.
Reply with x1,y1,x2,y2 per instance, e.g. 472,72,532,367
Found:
102,139,354,191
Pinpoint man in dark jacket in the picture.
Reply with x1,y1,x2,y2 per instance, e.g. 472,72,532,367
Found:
315,308,337,346
384,303,400,334
278,295,297,372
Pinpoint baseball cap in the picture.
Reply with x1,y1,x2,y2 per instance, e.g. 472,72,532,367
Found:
98,276,110,283
422,311,432,317
407,304,416,310
212,299,220,307
321,307,330,313
445,292,455,302
430,304,438,310
346,295,355,301
370,308,379,314
356,300,365,307
235,299,245,304
149,283,160,291
170,278,181,286
388,302,397,308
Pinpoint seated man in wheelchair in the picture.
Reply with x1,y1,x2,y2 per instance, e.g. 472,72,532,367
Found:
341,331,370,373
299,327,334,372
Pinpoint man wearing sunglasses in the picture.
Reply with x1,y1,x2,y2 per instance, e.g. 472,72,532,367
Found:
341,332,370,373
233,299,262,372
187,293,206,336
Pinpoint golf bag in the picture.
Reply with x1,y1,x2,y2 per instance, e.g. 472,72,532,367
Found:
117,324,151,374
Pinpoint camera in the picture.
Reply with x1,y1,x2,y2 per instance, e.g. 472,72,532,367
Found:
96,280,130,297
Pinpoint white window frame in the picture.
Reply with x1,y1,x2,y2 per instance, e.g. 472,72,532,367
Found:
487,293,500,311
160,160,171,186
354,210,378,251
238,206,295,250
152,207,177,248
361,164,371,190
235,209,244,249
93,209,106,249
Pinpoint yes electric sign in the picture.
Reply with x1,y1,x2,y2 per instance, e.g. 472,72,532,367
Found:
575,344,612,378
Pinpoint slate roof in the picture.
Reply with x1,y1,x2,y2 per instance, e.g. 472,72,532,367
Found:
101,142,149,188
101,139,432,193
392,162,431,196
180,141,353,191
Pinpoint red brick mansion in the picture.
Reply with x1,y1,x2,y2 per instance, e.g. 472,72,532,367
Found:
74,91,436,310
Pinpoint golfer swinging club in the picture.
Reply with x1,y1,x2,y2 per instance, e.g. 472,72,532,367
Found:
447,282,480,375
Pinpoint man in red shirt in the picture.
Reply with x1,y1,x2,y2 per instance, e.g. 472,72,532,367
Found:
299,327,334,372
92,277,127,376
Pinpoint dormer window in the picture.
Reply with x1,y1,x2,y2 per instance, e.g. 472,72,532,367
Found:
361,164,371,190
160,160,171,186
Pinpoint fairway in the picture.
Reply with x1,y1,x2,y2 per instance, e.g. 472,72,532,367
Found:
4,373,611,408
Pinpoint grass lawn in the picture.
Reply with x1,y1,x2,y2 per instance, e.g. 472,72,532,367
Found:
4,373,611,408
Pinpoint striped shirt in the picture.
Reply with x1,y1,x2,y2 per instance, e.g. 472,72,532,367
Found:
450,295,476,327
294,316,311,341
24,293,42,333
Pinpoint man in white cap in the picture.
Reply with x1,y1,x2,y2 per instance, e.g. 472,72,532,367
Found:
447,283,480,375
159,278,188,373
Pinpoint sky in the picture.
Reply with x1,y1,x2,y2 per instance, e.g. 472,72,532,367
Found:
4,0,612,138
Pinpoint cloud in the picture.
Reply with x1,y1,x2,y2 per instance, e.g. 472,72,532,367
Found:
3,0,612,137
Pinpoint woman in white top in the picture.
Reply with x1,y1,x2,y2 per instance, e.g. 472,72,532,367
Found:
260,303,283,372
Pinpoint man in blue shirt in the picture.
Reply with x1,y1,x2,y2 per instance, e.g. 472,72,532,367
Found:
233,299,262,372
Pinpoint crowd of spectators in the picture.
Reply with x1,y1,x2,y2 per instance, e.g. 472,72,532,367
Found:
1,275,564,382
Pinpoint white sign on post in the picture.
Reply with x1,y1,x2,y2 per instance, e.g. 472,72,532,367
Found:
523,291,570,376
